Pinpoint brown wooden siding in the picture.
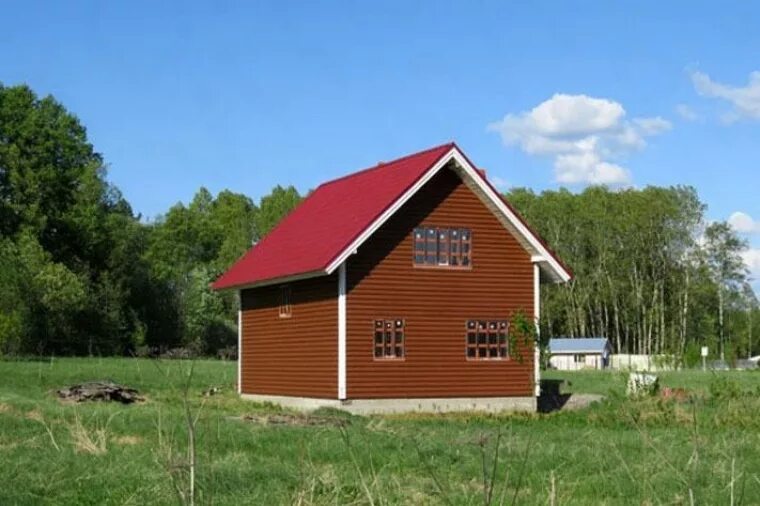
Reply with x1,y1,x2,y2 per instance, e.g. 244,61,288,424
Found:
346,166,535,398
240,274,337,398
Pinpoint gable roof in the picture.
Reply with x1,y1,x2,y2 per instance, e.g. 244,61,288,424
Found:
213,143,572,291
549,338,611,354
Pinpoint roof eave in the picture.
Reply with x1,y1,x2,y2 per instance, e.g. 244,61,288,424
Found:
212,269,329,292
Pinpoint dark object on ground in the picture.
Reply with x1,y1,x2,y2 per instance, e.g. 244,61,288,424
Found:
538,378,603,413
202,386,222,397
57,381,144,404
238,413,350,427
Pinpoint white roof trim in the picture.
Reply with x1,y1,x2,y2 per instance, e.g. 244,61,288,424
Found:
326,146,571,283
325,148,457,274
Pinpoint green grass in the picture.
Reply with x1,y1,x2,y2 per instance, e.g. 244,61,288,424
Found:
0,358,759,505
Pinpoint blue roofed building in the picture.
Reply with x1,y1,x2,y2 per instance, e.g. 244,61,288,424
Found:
548,338,612,370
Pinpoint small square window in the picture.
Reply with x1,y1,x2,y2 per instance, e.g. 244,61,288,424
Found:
466,319,509,361
373,319,405,360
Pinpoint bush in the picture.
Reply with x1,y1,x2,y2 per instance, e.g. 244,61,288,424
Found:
709,375,742,400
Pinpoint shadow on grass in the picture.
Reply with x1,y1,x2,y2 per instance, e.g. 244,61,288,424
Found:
537,379,572,413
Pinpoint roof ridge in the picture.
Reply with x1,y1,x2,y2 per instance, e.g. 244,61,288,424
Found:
316,142,455,189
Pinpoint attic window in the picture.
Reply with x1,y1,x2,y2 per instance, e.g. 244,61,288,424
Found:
413,227,471,268
466,320,508,360
279,286,292,318
373,319,405,360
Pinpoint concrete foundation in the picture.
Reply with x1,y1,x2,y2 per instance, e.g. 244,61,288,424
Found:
241,393,537,415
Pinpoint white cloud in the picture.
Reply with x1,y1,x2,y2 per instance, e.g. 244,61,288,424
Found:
675,104,699,121
488,94,671,185
632,117,672,135
728,211,760,234
742,249,760,281
691,70,760,120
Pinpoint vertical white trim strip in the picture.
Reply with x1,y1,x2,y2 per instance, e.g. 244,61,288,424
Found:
533,263,541,397
338,263,347,400
534,263,541,325
237,289,242,395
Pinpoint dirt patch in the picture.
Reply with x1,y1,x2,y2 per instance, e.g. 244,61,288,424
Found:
0,402,13,414
238,413,350,427
660,387,690,402
112,435,142,446
25,409,44,422
57,381,143,404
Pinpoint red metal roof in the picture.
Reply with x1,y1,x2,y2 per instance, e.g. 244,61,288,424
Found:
213,142,572,290
212,143,455,290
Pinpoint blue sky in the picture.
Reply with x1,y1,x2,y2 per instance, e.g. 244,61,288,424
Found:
2,1,759,287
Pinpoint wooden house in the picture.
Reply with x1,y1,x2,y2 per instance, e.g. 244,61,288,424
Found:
213,143,572,413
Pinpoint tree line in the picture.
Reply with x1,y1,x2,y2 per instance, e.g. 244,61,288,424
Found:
0,83,301,356
1,83,757,361
508,186,757,364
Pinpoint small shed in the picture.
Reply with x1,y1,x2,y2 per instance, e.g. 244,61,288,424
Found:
548,338,611,370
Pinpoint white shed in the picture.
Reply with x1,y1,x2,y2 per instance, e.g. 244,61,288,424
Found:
549,338,611,371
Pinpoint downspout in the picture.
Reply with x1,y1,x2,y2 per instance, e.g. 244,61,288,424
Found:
237,289,242,395
534,263,541,397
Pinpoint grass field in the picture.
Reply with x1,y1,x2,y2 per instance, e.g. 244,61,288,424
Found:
1,358,759,505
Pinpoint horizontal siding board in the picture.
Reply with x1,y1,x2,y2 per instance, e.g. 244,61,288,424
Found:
240,275,338,398
346,167,535,399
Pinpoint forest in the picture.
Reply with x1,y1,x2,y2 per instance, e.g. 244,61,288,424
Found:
0,83,757,362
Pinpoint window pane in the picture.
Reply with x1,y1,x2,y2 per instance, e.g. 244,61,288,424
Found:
425,228,437,262
437,229,449,265
394,346,403,357
489,348,498,358
375,332,383,344
467,347,476,358
467,332,476,344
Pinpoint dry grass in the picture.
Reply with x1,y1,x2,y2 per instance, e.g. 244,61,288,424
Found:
67,412,119,455
112,435,142,446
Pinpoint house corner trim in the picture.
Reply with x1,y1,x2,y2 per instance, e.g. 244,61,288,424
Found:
237,289,242,395
533,263,541,397
338,263,347,400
